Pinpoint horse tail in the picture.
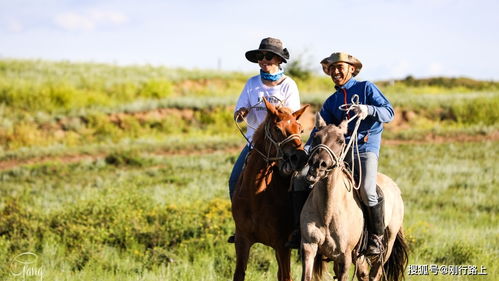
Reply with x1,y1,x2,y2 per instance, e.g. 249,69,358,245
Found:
312,254,327,281
384,228,409,281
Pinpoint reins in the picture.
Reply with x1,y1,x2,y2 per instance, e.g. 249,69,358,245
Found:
308,94,364,191
234,103,302,164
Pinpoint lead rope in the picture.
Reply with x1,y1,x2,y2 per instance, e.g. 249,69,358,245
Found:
339,94,363,190
342,97,388,281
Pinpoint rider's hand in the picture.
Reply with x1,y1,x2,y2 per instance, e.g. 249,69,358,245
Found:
234,107,249,122
352,104,369,120
304,144,311,155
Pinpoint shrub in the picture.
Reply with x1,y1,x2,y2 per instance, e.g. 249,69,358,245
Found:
139,80,173,99
434,242,476,264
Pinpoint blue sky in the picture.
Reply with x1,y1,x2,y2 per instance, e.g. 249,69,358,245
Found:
1,0,498,80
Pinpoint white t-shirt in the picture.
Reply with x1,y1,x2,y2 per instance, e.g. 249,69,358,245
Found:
235,75,301,142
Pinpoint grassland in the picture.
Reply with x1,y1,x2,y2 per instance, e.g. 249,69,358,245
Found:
0,141,496,280
0,58,498,280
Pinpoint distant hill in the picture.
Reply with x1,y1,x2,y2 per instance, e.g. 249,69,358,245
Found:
376,75,499,91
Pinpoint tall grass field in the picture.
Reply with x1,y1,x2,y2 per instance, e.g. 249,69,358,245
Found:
0,59,497,280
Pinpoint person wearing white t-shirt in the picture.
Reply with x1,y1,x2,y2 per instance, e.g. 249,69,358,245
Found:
228,37,301,202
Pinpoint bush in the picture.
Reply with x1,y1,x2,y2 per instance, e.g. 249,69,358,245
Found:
448,96,499,125
434,242,476,264
139,80,173,99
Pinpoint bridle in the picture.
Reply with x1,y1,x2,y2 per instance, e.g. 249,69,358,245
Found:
306,94,365,190
307,142,344,180
235,110,303,164
259,121,302,164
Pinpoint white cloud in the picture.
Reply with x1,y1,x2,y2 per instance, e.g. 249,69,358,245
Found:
89,10,128,25
53,10,128,31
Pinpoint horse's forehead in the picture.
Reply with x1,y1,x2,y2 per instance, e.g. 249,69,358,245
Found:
277,107,292,115
276,116,299,130
317,127,344,142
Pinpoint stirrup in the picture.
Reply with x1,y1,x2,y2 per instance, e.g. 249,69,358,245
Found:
366,234,384,256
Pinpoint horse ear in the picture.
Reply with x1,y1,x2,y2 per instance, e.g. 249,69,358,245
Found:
315,112,326,129
338,120,348,135
292,104,309,120
263,97,279,116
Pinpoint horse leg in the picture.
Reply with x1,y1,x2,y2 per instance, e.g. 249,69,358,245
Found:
355,256,369,281
368,227,399,280
233,236,252,281
369,260,383,281
301,242,318,281
336,253,353,281
275,246,292,281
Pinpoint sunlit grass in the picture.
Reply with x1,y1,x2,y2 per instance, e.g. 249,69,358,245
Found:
0,140,497,280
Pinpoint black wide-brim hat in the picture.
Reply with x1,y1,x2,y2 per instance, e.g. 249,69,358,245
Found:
245,37,290,63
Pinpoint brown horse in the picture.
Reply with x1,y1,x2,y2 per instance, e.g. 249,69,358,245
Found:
231,98,309,281
300,114,408,281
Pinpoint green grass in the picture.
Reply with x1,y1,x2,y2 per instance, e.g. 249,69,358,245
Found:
0,58,497,280
1,58,498,158
0,90,497,156
0,140,497,280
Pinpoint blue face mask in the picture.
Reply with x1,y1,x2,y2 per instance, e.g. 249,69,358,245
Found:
260,69,284,82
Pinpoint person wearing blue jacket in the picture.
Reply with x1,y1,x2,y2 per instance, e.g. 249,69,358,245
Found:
286,52,394,257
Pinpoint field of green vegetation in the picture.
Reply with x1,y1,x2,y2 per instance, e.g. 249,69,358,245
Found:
0,59,497,280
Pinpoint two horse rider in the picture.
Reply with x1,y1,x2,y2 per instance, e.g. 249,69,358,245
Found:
286,52,394,257
228,37,394,257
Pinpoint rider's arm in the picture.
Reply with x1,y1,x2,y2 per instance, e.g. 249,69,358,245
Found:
234,80,252,120
364,81,394,123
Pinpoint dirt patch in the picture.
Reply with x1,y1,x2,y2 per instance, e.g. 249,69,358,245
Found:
384,130,499,145
0,154,104,171
1,132,497,172
2,106,497,171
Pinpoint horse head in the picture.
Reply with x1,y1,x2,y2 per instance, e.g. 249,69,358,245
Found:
306,113,348,184
262,98,309,175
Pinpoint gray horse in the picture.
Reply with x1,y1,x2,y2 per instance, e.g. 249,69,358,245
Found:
300,113,408,281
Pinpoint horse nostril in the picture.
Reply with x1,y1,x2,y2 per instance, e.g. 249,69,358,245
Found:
320,161,327,169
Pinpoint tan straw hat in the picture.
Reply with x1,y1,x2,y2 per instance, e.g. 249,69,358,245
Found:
320,52,363,76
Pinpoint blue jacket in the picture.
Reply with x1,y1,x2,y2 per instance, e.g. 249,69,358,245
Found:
307,78,394,157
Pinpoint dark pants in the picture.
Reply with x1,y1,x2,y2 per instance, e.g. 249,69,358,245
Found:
228,145,250,199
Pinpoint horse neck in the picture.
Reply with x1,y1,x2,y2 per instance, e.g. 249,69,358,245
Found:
323,167,353,225
240,118,289,194
240,144,287,195
251,122,277,159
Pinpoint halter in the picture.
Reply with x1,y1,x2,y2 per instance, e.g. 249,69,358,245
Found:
261,122,302,163
307,94,363,190
307,142,344,180
234,103,303,164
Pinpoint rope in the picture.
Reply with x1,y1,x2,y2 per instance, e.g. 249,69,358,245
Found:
338,94,363,190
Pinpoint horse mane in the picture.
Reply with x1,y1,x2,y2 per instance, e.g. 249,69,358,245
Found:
251,116,270,148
